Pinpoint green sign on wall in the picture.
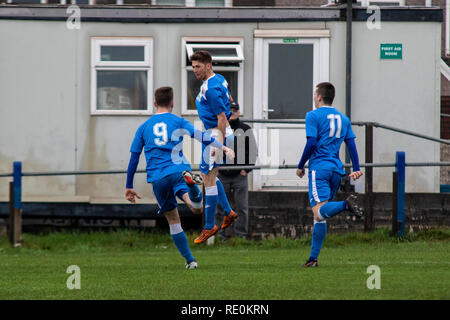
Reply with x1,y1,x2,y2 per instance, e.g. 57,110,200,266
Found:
380,43,403,59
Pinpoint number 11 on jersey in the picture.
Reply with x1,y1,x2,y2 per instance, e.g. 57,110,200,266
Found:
327,114,342,138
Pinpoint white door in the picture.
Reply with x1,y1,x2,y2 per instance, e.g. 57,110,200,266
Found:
253,37,329,190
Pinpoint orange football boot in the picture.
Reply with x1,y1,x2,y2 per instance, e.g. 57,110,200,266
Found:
221,210,238,230
194,225,219,244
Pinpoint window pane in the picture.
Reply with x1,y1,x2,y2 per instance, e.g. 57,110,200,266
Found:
220,71,238,102
97,70,147,110
193,47,238,58
124,0,151,3
187,71,237,110
233,0,275,5
186,44,243,66
195,0,225,6
10,0,41,3
268,44,313,119
155,0,185,4
94,0,117,3
101,46,145,62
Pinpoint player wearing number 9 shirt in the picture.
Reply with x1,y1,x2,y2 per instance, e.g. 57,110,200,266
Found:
125,87,234,269
296,82,364,268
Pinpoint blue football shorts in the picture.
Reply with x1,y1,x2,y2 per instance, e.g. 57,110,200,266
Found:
199,127,234,175
152,172,190,214
308,169,343,207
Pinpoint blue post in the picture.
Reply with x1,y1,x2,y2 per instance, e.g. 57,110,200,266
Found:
395,152,405,237
13,162,22,210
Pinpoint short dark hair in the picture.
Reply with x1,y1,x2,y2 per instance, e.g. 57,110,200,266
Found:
154,86,173,107
315,82,335,105
189,50,212,64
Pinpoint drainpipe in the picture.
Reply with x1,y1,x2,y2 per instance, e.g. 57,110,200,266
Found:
447,0,450,56
346,0,352,121
343,0,354,192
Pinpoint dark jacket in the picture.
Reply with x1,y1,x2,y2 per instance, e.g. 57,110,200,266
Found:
220,118,258,177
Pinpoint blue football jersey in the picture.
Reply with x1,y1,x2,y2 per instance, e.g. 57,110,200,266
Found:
305,106,356,175
130,113,198,183
195,73,232,130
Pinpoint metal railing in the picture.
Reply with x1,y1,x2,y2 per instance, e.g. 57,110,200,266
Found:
245,119,450,235
1,120,450,245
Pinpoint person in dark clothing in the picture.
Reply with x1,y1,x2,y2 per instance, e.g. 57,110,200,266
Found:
215,101,257,239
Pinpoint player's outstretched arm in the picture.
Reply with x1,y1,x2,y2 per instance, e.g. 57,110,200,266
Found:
296,136,317,179
125,151,142,203
345,138,363,181
182,118,226,150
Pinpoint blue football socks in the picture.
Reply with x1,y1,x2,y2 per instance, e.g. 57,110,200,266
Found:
188,183,203,204
170,224,195,264
309,220,327,261
318,201,348,220
216,178,232,215
204,186,218,230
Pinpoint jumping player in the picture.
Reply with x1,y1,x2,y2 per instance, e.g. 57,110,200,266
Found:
296,82,364,267
125,86,234,269
190,50,238,244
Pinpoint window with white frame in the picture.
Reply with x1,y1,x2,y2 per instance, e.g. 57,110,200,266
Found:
182,38,244,115
91,37,153,115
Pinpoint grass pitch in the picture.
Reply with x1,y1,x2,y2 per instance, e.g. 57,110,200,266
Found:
0,228,449,300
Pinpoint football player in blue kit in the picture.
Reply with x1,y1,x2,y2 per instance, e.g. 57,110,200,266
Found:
190,50,239,244
125,86,234,269
296,82,364,267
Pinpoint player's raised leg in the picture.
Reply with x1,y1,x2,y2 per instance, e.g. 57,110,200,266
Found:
310,170,363,222
216,177,238,229
182,170,203,215
315,195,363,221
304,171,348,267
164,208,198,269
209,134,237,230
194,167,220,244
181,192,202,215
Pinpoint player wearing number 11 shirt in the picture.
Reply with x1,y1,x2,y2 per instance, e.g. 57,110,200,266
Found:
296,82,364,268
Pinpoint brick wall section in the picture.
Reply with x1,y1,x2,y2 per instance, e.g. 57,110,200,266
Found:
442,96,450,139
248,191,450,239
442,144,450,185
